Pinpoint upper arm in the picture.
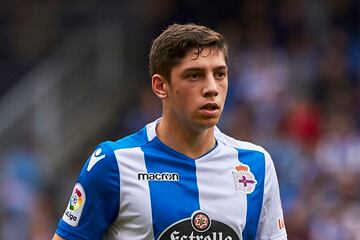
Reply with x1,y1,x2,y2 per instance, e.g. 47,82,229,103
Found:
55,142,121,239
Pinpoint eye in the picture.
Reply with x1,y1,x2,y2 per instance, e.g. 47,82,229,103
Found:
187,72,201,81
214,71,226,80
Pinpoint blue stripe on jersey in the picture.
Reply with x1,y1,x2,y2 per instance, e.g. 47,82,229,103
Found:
237,149,265,240
142,137,200,239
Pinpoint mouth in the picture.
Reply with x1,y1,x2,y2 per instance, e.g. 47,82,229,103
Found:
200,103,220,111
199,103,220,117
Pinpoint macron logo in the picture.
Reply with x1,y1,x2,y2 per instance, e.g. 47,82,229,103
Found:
137,172,179,181
87,148,105,171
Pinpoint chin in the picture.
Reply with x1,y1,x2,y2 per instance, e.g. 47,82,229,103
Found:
196,117,220,130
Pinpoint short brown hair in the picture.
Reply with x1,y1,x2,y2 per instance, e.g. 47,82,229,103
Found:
149,23,228,80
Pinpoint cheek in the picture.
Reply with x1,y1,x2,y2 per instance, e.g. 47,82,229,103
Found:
219,82,228,95
174,88,191,99
170,89,186,107
173,90,194,108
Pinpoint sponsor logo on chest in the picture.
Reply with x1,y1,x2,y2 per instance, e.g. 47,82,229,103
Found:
158,210,240,240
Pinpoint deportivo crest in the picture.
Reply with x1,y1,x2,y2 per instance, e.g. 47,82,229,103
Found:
62,183,86,227
158,210,239,240
232,164,257,194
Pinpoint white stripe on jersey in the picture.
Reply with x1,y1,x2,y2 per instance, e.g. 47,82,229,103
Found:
195,143,247,237
104,147,154,239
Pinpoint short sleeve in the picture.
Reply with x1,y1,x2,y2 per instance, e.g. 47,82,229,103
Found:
257,151,287,240
55,141,120,239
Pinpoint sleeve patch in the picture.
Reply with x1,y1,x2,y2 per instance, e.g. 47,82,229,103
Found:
62,183,86,227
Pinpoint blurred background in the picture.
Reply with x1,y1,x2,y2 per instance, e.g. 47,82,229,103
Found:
0,0,359,239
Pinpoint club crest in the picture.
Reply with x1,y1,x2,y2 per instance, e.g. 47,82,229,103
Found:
232,164,257,194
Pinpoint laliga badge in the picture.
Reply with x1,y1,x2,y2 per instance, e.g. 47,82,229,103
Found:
62,183,86,227
232,164,257,194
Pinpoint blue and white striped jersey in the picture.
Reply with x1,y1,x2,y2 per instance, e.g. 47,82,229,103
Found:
56,119,287,240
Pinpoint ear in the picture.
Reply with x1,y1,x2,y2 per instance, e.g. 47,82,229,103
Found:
152,74,168,99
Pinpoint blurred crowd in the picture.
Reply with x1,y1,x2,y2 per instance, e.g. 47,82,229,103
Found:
1,0,360,239
227,2,360,239
218,2,360,239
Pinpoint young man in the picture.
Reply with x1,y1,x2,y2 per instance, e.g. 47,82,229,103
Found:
53,23,287,240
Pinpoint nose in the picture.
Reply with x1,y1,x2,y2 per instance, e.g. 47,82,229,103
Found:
202,75,218,97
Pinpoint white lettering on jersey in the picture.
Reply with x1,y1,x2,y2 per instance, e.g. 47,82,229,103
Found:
87,148,105,172
62,183,86,227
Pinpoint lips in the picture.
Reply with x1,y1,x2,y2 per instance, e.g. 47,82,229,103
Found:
200,103,220,111
199,103,221,118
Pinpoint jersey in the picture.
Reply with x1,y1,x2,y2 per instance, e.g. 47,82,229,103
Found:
56,119,287,240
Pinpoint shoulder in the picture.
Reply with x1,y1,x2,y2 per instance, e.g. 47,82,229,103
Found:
215,127,269,155
215,127,276,175
103,125,151,152
101,119,158,151
80,126,150,178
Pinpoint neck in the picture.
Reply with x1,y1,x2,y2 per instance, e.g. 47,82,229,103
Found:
156,117,216,159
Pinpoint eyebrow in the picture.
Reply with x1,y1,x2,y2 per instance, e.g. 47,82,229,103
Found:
183,65,228,73
213,66,228,71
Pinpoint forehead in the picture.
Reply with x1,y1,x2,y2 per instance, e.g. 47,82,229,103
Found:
176,47,227,70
